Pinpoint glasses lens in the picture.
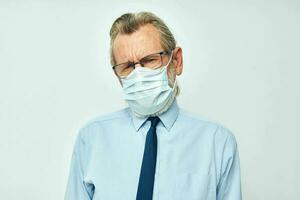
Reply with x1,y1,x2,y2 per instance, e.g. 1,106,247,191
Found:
115,63,134,77
140,54,162,69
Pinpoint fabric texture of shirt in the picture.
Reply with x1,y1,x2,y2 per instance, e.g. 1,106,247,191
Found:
65,99,242,200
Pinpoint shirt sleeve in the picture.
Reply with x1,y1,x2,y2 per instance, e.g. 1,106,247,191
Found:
216,129,242,200
65,128,94,200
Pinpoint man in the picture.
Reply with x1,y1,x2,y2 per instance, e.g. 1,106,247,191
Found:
65,11,242,200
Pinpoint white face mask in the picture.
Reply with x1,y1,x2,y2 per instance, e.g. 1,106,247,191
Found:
120,51,176,116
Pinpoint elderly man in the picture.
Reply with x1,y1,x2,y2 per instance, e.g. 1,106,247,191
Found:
65,11,242,200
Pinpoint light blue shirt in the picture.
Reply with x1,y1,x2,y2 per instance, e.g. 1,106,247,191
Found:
65,99,242,200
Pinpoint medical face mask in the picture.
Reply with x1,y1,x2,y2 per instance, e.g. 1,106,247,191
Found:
120,52,176,116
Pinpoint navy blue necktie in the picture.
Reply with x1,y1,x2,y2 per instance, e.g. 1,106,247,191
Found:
136,116,160,200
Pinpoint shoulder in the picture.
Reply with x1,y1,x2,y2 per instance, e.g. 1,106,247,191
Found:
75,107,130,142
178,107,238,146
83,107,130,128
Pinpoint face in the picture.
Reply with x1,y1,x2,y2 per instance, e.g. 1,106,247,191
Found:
112,24,183,86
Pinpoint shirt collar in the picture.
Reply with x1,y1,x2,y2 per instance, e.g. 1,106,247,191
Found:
130,99,179,132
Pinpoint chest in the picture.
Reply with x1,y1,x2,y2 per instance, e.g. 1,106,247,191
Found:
85,131,217,200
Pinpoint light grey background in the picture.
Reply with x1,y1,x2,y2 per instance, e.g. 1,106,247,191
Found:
0,0,299,199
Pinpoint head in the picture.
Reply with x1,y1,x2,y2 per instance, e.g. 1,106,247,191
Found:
109,11,183,95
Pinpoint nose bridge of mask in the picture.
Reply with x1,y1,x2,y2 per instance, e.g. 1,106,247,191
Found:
121,64,168,89
123,63,164,80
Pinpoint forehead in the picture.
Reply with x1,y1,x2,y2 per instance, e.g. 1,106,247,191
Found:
113,24,163,63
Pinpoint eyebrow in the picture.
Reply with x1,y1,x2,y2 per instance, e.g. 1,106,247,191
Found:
115,50,166,66
117,53,153,65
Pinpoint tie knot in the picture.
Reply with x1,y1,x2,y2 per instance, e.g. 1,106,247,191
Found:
148,116,160,128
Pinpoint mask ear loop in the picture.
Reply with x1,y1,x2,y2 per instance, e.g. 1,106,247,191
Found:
166,50,177,89
172,76,177,89
165,50,174,68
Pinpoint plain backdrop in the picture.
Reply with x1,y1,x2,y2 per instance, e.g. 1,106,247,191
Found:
0,0,299,199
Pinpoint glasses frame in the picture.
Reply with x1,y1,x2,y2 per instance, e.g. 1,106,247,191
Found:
112,50,172,77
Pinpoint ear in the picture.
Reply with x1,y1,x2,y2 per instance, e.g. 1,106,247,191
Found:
172,47,183,76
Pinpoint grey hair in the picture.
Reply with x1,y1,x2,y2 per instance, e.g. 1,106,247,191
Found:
109,11,177,66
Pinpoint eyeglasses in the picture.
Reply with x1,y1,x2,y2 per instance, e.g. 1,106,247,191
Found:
112,50,172,78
